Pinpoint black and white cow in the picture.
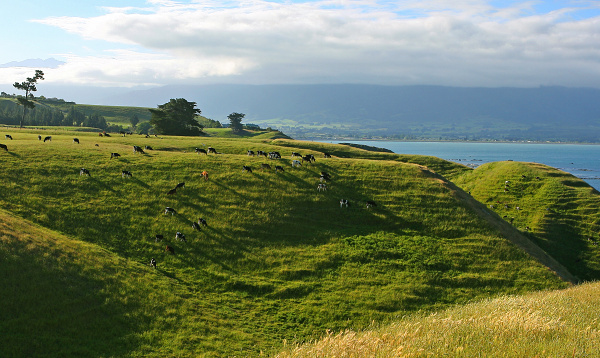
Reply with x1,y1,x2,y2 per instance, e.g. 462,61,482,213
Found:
366,201,377,209
5,134,12,140
243,165,253,173
275,165,284,172
175,232,186,242
133,145,145,154
73,138,79,144
80,168,90,176
195,148,207,155
340,199,349,208
0,143,7,151
110,152,121,159
43,136,52,142
207,147,217,154
175,182,185,189
121,170,133,178
198,218,207,227
155,234,164,242
164,207,177,215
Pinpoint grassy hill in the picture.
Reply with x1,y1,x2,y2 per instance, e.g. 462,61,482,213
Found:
0,129,597,356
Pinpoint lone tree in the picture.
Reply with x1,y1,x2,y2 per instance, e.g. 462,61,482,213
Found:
228,112,245,133
13,70,45,128
149,98,204,136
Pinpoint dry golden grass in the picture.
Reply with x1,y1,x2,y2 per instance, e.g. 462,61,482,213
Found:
275,281,600,357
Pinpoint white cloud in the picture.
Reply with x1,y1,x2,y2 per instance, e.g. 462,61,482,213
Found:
22,0,600,87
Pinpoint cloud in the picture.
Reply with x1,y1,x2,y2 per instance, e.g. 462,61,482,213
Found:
24,0,600,87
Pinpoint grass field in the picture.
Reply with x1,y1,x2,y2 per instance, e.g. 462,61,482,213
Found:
0,128,597,357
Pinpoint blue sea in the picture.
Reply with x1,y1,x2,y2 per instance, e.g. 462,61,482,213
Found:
320,141,600,191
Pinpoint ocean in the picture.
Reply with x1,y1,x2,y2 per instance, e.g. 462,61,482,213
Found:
320,141,600,191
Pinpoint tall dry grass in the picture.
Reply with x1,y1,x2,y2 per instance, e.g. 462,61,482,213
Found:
275,281,600,357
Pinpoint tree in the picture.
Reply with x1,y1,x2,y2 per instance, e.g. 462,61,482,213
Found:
129,114,139,130
228,112,245,133
13,70,44,128
149,98,204,136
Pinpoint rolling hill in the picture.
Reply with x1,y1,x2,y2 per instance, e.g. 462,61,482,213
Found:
0,129,598,356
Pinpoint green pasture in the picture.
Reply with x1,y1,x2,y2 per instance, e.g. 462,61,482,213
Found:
0,129,595,357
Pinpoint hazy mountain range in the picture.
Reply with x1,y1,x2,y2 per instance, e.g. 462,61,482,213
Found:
104,84,600,141
4,83,599,141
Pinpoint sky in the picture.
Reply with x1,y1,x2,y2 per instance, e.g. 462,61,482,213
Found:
2,0,600,90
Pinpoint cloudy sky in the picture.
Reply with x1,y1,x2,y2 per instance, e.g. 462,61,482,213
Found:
2,0,600,89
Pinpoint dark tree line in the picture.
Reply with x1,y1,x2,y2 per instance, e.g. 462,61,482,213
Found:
0,100,120,131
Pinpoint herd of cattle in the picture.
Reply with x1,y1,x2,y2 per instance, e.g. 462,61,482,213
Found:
2,132,377,270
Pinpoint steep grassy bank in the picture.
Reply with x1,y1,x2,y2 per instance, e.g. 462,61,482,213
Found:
453,161,600,282
0,130,587,356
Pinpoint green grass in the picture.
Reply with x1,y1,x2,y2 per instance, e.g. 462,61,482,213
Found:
453,161,600,281
0,129,595,356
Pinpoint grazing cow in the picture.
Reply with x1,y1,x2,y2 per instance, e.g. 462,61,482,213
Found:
120,131,126,136
5,134,12,140
261,163,272,170
320,171,331,179
165,245,175,254
202,171,209,180
110,152,121,159
340,199,349,208
198,218,207,227
192,222,202,231
164,207,177,215
121,170,133,178
80,168,90,176
175,232,186,242
43,136,52,142
133,145,145,154
307,154,316,162
38,135,42,140
291,152,302,157
207,147,217,154
243,165,253,173
155,234,164,242
366,200,377,209
292,160,301,167
195,148,207,155
275,165,284,172
167,188,177,195
175,182,185,189
73,138,79,144
257,150,267,157
150,258,157,268
0,143,7,151
103,133,111,137
268,151,281,159
317,183,327,191
302,155,313,163
323,152,332,158
320,175,330,182
247,150,255,156
145,145,153,150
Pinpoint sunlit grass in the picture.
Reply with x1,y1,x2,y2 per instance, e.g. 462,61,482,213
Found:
0,129,593,356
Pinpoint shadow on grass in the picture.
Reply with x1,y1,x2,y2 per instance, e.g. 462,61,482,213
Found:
0,239,149,358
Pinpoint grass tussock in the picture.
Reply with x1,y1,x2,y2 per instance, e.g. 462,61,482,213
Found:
275,281,600,357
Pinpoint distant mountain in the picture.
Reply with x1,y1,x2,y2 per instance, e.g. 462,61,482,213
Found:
2,82,598,141
0,58,65,68
102,84,600,141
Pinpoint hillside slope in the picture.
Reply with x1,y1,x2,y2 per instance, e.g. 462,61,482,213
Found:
453,161,600,282
0,130,587,356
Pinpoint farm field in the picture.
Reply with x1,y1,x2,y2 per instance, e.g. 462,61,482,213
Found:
0,129,598,357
